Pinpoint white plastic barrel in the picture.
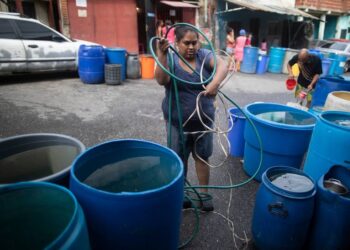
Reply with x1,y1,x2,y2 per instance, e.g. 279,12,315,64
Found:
324,91,350,112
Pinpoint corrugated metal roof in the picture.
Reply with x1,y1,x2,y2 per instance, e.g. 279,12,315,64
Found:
225,0,319,19
160,1,199,8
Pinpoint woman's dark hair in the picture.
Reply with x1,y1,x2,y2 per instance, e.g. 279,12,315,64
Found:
175,26,199,41
226,27,233,34
156,20,163,28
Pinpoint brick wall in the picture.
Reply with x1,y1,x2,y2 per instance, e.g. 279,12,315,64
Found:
295,0,350,12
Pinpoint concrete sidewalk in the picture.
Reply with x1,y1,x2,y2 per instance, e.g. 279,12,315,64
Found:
0,71,296,249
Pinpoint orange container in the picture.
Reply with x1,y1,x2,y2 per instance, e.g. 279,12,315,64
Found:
286,79,297,90
140,55,155,79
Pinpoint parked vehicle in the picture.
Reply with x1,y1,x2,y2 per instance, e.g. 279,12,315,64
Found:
0,12,98,75
316,41,350,72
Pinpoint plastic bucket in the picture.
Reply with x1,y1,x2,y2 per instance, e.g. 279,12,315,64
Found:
105,48,126,80
78,45,105,84
0,133,85,187
307,165,350,249
140,54,155,79
311,76,350,107
228,108,246,157
240,46,259,74
303,111,350,181
268,47,286,73
0,182,90,250
252,166,316,250
243,103,317,181
256,54,269,74
70,139,184,250
324,91,350,112
286,79,297,90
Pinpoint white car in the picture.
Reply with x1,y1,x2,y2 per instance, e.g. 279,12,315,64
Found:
0,12,98,75
316,41,350,72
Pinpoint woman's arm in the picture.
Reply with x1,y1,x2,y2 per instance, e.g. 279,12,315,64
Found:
155,38,171,86
204,55,228,96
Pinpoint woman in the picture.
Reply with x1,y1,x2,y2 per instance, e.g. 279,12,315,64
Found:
226,27,235,71
162,20,175,44
234,29,247,71
155,26,227,211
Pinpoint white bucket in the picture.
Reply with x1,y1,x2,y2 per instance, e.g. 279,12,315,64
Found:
324,91,350,112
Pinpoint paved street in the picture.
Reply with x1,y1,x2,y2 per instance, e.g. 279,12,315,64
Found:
0,71,295,249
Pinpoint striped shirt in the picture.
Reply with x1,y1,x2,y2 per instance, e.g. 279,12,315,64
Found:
289,54,322,88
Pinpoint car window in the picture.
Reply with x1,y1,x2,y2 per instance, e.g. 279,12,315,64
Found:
329,43,347,51
15,20,65,42
0,19,18,39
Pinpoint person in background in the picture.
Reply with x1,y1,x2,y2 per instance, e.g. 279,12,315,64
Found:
155,26,228,211
260,38,267,51
162,20,175,44
156,20,164,38
287,48,322,108
234,29,247,71
226,27,235,71
245,33,252,46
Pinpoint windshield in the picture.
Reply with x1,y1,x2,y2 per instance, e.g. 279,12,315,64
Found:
329,43,348,51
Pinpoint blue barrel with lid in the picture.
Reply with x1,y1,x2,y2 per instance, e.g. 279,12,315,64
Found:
78,45,105,84
304,111,350,181
307,165,350,250
240,47,259,73
256,54,269,74
311,76,350,108
268,47,286,73
252,166,316,250
70,139,184,250
105,48,127,80
243,103,317,181
0,182,90,249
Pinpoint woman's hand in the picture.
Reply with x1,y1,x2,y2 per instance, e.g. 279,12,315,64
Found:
157,38,170,56
204,82,220,96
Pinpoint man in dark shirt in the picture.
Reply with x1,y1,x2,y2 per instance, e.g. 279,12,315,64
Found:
287,48,322,107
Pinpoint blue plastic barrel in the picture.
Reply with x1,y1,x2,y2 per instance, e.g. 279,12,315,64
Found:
311,76,350,107
228,108,246,157
268,47,286,73
243,103,316,181
334,55,347,76
105,48,126,80
252,166,316,250
309,49,324,59
240,47,259,73
304,111,350,181
307,165,350,250
256,55,269,74
78,45,105,84
321,59,331,77
0,182,90,250
70,139,184,250
0,133,85,187
328,58,337,76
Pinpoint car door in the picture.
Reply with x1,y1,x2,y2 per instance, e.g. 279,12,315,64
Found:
0,18,27,74
13,19,77,72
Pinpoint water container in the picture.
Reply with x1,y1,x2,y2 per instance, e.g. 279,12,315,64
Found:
324,91,350,112
334,54,347,76
70,139,184,250
308,106,323,117
304,111,350,181
126,53,141,79
268,47,286,73
282,49,298,74
309,49,324,60
140,54,155,79
228,108,246,157
243,103,316,181
105,64,122,85
311,76,350,107
321,58,332,77
105,48,126,80
328,58,337,76
240,47,259,74
78,45,105,84
256,54,269,74
252,166,316,250
307,165,350,250
0,182,90,250
0,133,85,187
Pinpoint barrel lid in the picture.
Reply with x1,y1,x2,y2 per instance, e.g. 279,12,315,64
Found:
263,166,316,199
105,47,126,51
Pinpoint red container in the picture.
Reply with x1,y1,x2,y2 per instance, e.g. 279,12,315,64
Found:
286,79,297,90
